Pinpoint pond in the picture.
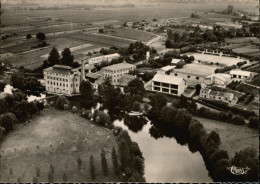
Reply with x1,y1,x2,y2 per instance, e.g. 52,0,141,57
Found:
113,114,213,182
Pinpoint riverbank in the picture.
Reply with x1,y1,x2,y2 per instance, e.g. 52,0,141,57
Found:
0,108,119,182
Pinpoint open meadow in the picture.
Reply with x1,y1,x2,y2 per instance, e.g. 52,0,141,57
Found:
195,116,259,158
0,108,119,182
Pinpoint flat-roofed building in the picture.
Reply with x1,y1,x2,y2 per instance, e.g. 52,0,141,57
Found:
230,69,253,82
157,65,175,75
152,73,187,96
43,65,81,95
204,73,232,86
86,53,120,65
101,62,136,85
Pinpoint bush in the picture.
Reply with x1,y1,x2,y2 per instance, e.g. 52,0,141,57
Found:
72,106,77,113
56,96,69,110
89,155,96,180
231,115,245,125
248,116,259,129
64,104,69,110
0,113,18,132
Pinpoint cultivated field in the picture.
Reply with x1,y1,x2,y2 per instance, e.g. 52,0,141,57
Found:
0,108,119,182
195,117,259,157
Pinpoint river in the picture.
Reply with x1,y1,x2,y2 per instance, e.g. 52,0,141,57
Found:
113,115,213,182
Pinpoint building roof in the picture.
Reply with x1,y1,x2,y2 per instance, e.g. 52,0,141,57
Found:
152,74,184,85
171,59,180,64
44,65,73,75
89,53,120,60
230,70,251,77
206,73,231,82
102,62,136,71
224,93,233,98
53,65,72,70
118,74,136,86
85,73,101,79
160,65,175,71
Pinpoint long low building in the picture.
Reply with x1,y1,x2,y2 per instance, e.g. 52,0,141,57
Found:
152,73,187,96
86,53,120,65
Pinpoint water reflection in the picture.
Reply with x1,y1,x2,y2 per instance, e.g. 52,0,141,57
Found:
113,115,212,182
123,115,147,133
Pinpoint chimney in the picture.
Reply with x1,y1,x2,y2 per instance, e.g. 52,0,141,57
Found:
81,59,85,81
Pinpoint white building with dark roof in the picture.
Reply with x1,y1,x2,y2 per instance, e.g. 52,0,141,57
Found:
152,73,187,96
43,65,81,95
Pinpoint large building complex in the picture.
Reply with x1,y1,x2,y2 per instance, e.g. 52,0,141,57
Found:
43,65,81,95
101,62,136,85
204,73,231,87
152,73,187,96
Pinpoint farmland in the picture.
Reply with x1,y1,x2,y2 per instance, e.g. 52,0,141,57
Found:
0,108,119,182
195,116,259,157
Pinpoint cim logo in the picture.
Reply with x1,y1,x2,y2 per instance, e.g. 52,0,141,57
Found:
227,165,250,175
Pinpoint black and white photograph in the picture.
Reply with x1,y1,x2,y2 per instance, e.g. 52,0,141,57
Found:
0,0,259,182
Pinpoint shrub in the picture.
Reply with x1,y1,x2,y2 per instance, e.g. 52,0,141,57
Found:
72,106,77,113
89,155,96,180
101,148,109,176
111,146,119,175
56,96,69,110
248,116,259,129
231,115,245,125
0,113,18,132
64,104,69,110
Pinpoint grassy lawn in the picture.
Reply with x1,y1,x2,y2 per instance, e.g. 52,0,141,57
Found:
195,116,259,157
104,28,155,42
0,108,119,182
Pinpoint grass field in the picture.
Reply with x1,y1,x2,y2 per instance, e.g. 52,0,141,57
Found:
104,28,155,42
173,63,217,77
195,116,259,157
0,108,119,182
186,53,248,66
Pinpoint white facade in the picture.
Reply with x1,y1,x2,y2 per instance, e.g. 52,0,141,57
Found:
204,73,231,86
152,74,187,96
200,87,237,104
230,69,253,82
44,65,81,95
86,53,120,65
101,62,136,85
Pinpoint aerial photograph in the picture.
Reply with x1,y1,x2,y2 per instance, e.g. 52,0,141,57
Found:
0,0,259,182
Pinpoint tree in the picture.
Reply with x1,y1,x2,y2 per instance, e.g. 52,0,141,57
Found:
149,93,167,117
27,102,38,117
93,110,112,127
0,98,8,115
80,80,94,100
118,139,130,169
48,47,60,66
124,78,145,100
77,157,82,171
26,34,32,39
231,115,245,125
188,119,206,140
0,113,17,132
133,156,144,176
61,48,74,66
36,32,46,40
101,148,108,176
11,72,25,90
0,82,6,92
195,84,201,95
175,108,192,130
176,60,185,68
89,155,96,180
227,4,234,14
55,96,69,110
248,116,259,129
111,146,119,175
209,149,229,167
